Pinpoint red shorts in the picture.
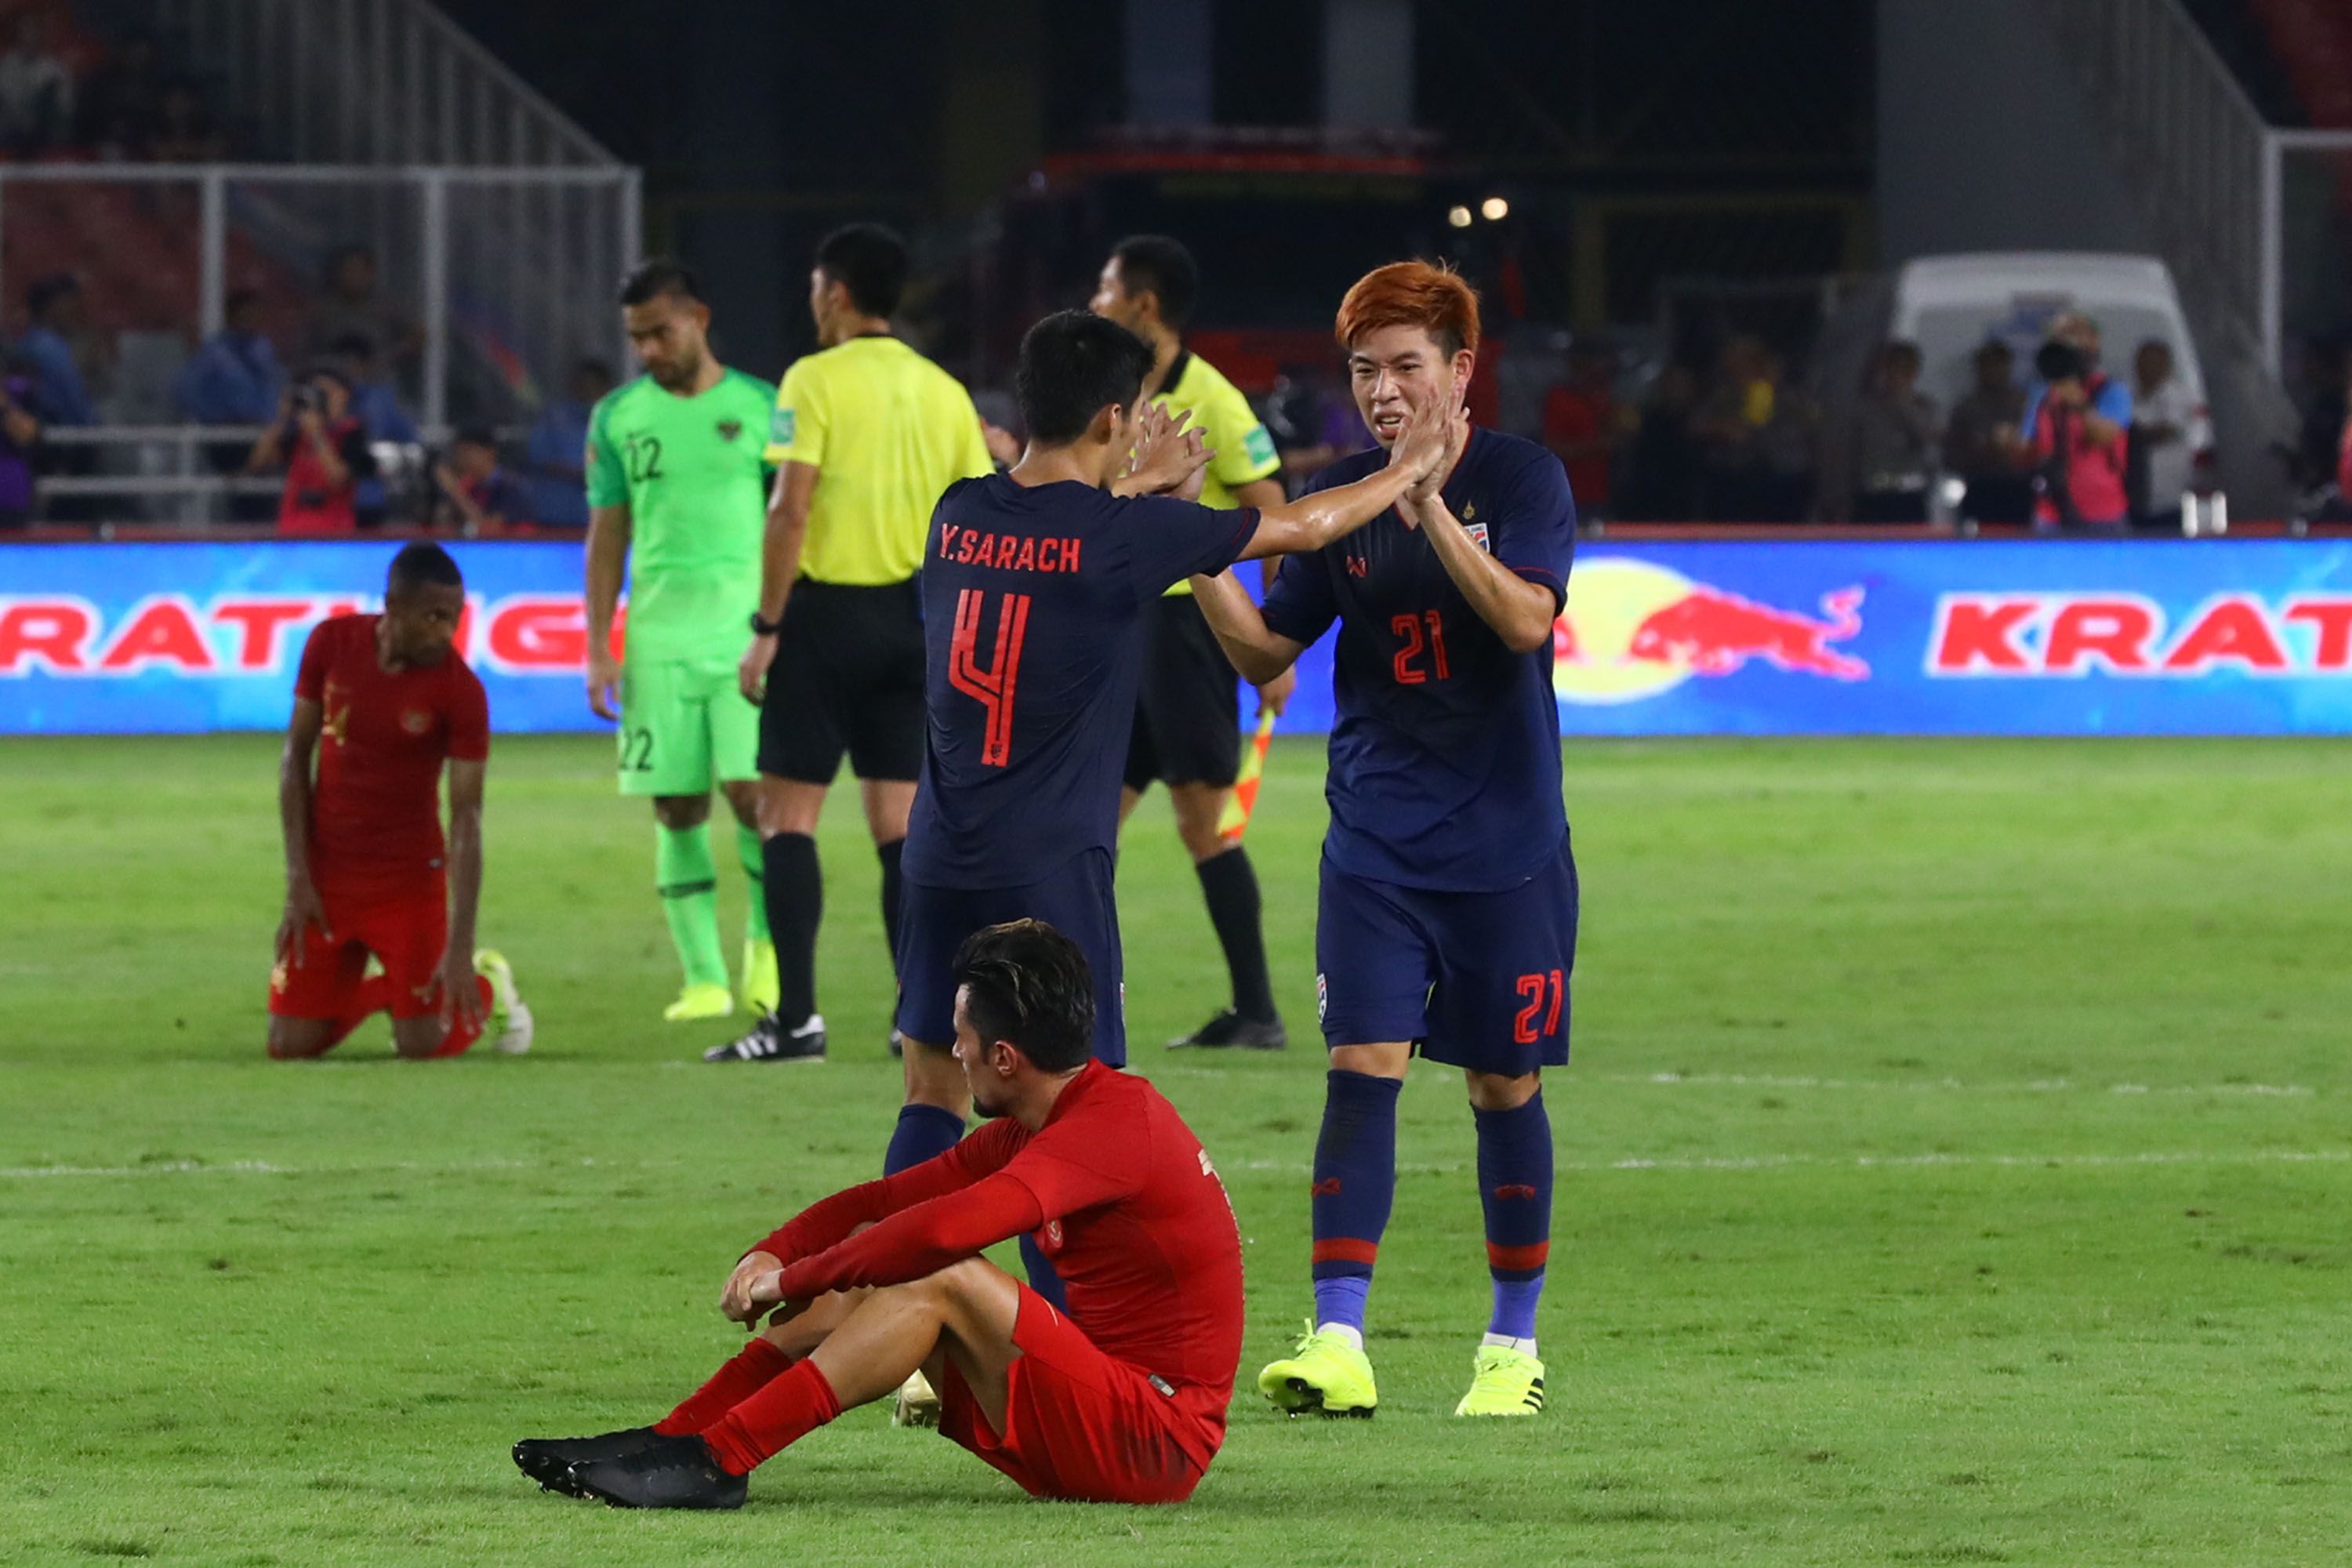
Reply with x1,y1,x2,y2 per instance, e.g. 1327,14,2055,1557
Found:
937,1286,1213,1505
267,879,447,1021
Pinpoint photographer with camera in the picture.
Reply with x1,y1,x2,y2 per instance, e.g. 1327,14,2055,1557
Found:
2015,312,2131,533
246,367,379,536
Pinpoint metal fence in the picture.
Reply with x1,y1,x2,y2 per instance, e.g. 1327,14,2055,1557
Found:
0,162,639,437
148,0,615,168
2039,0,2352,379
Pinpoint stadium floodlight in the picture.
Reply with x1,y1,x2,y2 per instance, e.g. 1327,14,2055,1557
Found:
1480,196,1509,221
1446,205,1473,228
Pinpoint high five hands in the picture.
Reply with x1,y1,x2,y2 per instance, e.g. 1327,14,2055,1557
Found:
1388,394,1470,525
1121,402,1214,500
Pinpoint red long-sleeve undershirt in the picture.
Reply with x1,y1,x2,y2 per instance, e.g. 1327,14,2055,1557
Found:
750,1123,1050,1301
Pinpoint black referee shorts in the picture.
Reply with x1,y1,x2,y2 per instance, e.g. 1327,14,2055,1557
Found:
1124,592,1243,793
759,578,926,785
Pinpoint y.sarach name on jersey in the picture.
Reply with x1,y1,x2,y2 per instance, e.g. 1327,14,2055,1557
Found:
935,525,1084,575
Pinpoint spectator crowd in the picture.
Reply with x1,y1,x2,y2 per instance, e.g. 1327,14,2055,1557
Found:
1,248,611,535
1544,310,2213,534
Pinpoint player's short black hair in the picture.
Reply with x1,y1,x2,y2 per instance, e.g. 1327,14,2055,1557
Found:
1110,234,1198,330
387,541,463,594
452,424,499,449
953,920,1095,1074
1014,310,1152,445
618,259,703,309
814,223,908,318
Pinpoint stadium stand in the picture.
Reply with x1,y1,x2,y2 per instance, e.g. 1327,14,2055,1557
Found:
0,0,634,529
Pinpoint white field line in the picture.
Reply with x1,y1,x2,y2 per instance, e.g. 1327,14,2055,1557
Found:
1147,1065,2320,1097
1602,1072,2318,1098
6,1149,2346,1181
1237,1148,2352,1178
0,1155,583,1180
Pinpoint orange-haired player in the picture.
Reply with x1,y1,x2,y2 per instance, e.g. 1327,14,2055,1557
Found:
267,542,531,1061
1188,261,1577,1420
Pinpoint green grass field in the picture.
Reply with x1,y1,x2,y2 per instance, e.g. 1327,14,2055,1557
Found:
4,732,2349,1566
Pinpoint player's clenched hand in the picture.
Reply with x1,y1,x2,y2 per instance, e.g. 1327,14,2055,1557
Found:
437,948,485,1035
1256,666,1297,719
278,878,328,968
586,646,622,723
721,1250,785,1323
739,635,777,706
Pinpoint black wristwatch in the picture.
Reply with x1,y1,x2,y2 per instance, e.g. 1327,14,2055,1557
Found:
749,610,782,636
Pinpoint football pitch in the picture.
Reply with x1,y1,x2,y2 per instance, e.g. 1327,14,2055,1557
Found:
4,731,2348,1566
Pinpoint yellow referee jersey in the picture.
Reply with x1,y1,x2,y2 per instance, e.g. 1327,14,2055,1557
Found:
1152,349,1281,597
765,336,996,585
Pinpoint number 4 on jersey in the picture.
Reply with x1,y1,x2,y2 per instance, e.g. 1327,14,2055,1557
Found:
949,588,1032,767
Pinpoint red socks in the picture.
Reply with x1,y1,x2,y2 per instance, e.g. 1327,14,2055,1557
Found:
426,975,496,1057
702,1358,842,1476
277,974,493,1059
652,1338,794,1438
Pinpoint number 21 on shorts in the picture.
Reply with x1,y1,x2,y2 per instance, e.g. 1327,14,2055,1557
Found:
1512,967,1564,1044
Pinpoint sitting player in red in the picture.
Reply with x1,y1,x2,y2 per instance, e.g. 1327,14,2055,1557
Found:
267,542,530,1061
512,919,1244,1509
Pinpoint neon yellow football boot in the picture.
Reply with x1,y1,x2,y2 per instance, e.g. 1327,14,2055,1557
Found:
1257,1319,1377,1418
1453,1343,1545,1417
663,982,735,1023
471,949,534,1055
742,938,779,1014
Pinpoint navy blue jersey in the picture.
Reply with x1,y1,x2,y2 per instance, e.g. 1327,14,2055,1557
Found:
1261,426,1575,891
903,474,1258,888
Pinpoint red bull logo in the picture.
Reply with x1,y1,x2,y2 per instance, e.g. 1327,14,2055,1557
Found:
1553,559,1869,704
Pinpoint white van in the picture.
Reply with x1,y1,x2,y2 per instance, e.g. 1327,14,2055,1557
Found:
1889,252,2215,515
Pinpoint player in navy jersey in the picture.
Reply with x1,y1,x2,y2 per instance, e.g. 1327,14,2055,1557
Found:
873,310,1456,1392
1188,262,1576,1420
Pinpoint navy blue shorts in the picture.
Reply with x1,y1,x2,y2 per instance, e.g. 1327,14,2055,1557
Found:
1314,837,1578,1073
894,848,1127,1067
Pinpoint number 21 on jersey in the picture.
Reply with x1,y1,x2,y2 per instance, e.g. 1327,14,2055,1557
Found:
1392,609,1450,684
949,588,1032,767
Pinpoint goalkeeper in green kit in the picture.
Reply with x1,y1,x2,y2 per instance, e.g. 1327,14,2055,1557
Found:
585,261,781,1023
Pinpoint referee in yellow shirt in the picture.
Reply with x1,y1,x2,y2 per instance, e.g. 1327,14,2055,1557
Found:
1091,234,1294,1051
717,224,996,1063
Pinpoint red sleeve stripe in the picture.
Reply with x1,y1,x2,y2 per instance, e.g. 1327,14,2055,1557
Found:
1486,1240,1550,1273
1311,1237,1381,1268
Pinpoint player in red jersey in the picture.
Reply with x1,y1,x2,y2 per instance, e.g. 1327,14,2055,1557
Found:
512,920,1243,1509
267,543,531,1061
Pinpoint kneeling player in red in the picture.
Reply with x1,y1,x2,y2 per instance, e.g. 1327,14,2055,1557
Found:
267,543,531,1061
512,920,1243,1508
